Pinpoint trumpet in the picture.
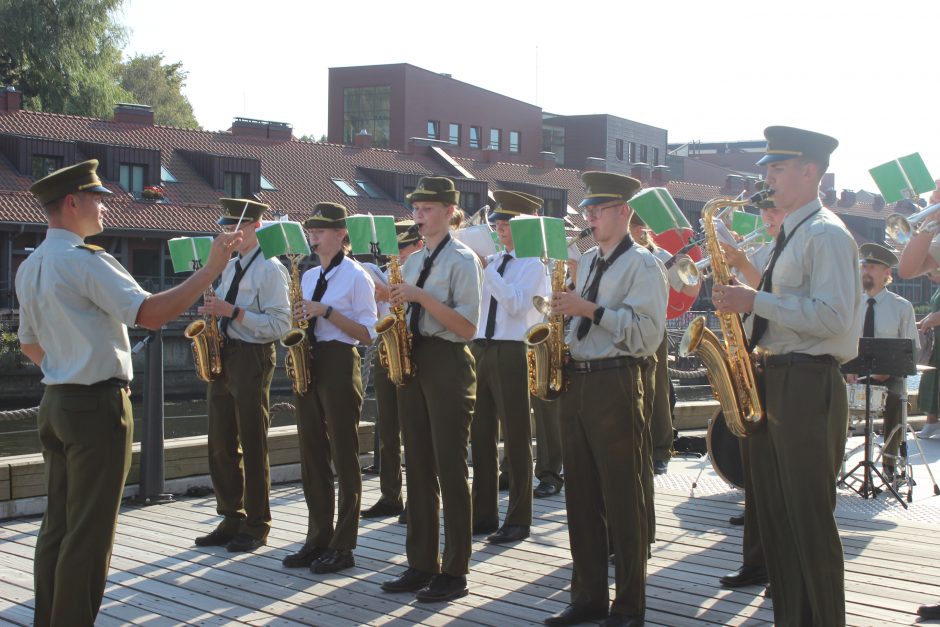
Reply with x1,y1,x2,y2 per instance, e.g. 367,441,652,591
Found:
885,202,940,245
676,226,770,287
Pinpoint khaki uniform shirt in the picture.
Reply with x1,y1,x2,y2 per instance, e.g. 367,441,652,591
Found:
565,242,667,360
751,199,861,364
217,244,291,343
15,228,150,385
859,287,920,360
401,237,483,343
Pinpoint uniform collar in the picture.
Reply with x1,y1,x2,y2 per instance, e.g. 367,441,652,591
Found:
46,227,84,246
237,243,262,261
866,287,888,303
782,198,822,233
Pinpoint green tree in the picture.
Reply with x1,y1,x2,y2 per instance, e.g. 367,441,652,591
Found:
119,53,199,128
0,0,130,118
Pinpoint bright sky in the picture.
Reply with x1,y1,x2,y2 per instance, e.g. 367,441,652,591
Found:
120,0,938,195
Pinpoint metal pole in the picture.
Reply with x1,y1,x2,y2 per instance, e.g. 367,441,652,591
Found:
138,328,172,505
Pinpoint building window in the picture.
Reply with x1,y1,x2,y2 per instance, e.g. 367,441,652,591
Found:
652,147,660,166
160,166,178,184
616,139,624,161
427,120,440,140
509,131,520,154
489,128,502,151
260,175,277,191
343,85,391,148
628,142,636,162
223,171,251,199
331,178,360,196
469,126,482,149
120,163,146,197
448,123,461,146
32,155,63,179
355,179,382,198
639,144,648,163
542,125,565,166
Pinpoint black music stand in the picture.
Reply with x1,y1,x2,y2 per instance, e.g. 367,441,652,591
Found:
840,337,916,508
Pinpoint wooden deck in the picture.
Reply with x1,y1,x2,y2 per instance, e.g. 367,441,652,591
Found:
2,449,940,626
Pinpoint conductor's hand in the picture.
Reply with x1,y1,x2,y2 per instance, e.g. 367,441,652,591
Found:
206,232,242,273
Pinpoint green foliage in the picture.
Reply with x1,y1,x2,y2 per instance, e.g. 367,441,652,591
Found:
119,53,199,128
0,0,131,118
0,321,24,368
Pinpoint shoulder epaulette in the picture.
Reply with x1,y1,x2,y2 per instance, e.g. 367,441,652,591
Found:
77,244,105,253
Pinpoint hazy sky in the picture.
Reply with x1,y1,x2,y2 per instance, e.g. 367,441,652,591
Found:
120,0,938,194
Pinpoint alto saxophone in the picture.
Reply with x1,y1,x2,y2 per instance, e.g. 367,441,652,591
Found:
375,253,415,386
679,191,773,437
280,255,312,395
184,265,224,383
525,258,568,400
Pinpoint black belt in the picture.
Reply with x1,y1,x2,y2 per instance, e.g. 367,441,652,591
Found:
224,338,274,348
763,352,838,368
96,377,130,388
471,338,521,347
566,355,649,373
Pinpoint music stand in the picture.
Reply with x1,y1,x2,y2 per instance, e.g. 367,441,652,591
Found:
840,337,916,508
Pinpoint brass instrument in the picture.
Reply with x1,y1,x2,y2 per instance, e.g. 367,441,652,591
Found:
184,264,224,383
375,251,416,386
679,192,772,437
280,255,312,395
525,258,568,400
676,226,769,287
885,201,940,245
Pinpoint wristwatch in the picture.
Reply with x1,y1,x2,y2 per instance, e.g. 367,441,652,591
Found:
592,306,605,325
231,306,241,320
324,305,334,320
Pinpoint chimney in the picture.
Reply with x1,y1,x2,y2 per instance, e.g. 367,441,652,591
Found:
230,117,293,142
1,86,21,112
353,129,374,149
484,147,500,163
540,151,557,169
629,162,650,182
113,103,154,126
650,165,670,185
585,157,606,172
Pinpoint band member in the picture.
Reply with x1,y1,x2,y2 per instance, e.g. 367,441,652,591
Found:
470,190,548,544
196,198,291,553
532,396,564,497
714,126,859,627
848,243,918,478
281,202,377,573
545,171,667,627
382,176,483,602
16,160,243,625
361,221,424,521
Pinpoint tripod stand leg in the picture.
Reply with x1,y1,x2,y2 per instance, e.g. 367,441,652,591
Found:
909,425,940,496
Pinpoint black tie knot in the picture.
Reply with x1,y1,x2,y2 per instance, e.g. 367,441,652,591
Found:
868,297,876,306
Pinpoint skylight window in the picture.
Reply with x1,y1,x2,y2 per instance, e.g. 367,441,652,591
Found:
355,179,382,199
331,179,360,196
160,166,178,183
260,175,277,191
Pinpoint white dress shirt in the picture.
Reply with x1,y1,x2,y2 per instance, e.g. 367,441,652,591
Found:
474,249,548,341
301,256,378,345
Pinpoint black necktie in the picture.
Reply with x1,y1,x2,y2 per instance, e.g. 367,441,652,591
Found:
576,235,633,340
408,234,451,338
863,297,876,338
219,248,261,337
484,253,513,339
308,250,345,342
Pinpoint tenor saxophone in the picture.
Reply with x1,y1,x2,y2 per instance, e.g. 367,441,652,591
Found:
280,255,312,395
375,253,415,386
679,190,773,437
525,258,568,400
184,280,224,383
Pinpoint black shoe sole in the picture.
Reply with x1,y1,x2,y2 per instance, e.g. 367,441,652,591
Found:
415,587,469,603
311,559,355,574
381,579,434,593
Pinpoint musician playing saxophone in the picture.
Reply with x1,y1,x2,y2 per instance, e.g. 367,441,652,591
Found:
282,202,377,574
195,198,291,553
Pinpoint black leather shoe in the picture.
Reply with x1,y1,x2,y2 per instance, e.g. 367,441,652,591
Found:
282,543,326,568
311,548,355,574
194,529,234,547
918,603,940,619
380,567,434,593
603,613,645,627
729,513,745,526
487,525,530,544
415,573,468,602
653,460,668,475
719,564,768,588
534,481,561,498
226,533,265,553
361,500,405,519
544,604,608,626
473,521,499,536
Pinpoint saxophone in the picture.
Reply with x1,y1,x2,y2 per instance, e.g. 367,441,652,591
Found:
184,270,224,383
280,255,312,395
679,191,772,437
525,258,568,400
375,253,415,386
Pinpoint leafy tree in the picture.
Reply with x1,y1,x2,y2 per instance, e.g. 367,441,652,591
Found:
120,53,199,128
0,0,130,118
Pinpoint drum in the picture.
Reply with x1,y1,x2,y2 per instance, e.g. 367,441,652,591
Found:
846,383,888,413
707,408,744,489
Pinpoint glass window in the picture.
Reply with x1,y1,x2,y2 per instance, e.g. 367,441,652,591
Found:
652,147,660,166
542,125,565,165
355,179,382,198
616,139,624,161
223,171,251,199
469,126,482,149
628,142,636,162
31,155,62,179
260,175,277,191
343,86,391,148
160,166,178,183
639,144,648,163
331,178,360,196
427,120,440,140
449,123,460,146
489,128,501,151
120,163,146,197
460,191,480,213
509,131,520,154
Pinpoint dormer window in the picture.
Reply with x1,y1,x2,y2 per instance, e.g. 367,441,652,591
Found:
32,155,63,179
120,163,147,198
224,172,251,199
